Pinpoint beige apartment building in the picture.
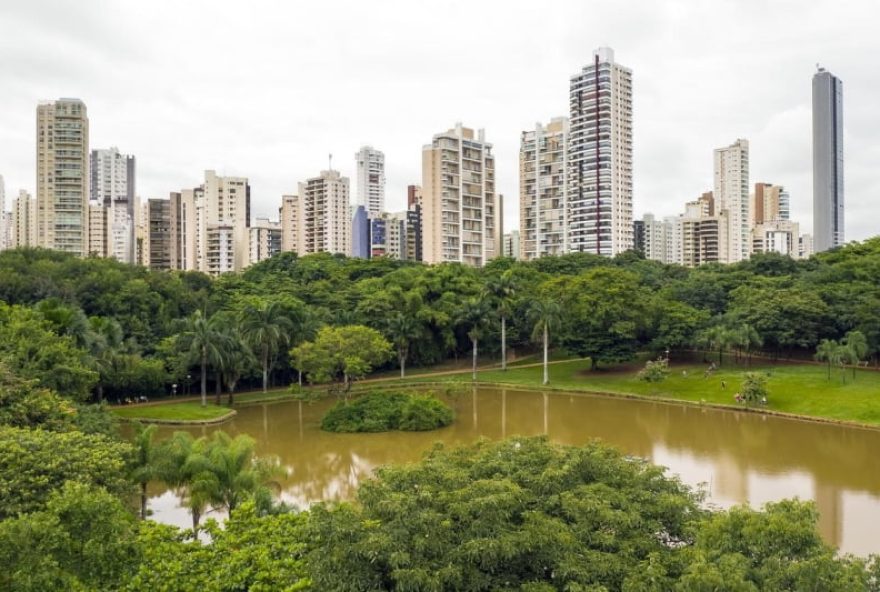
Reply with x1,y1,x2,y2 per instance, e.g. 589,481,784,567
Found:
680,192,730,267
751,220,800,257
421,123,500,267
200,171,250,274
713,139,750,263
520,117,568,260
280,170,351,256
87,202,107,257
249,218,282,265
11,190,37,248
36,99,90,255
751,182,790,225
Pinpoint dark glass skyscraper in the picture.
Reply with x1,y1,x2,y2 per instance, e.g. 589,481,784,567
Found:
812,67,844,252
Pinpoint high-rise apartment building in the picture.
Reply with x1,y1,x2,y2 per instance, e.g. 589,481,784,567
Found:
680,192,729,268
170,189,200,271
713,139,750,263
147,198,173,271
248,218,282,266
751,220,800,257
90,147,136,263
281,170,351,256
502,230,521,259
812,67,844,252
568,47,633,256
799,234,814,260
11,190,37,248
405,185,423,262
87,202,107,257
355,146,385,216
36,99,89,255
351,205,370,259
421,123,499,267
640,213,676,264
520,117,568,260
369,212,405,259
752,182,790,225
199,171,250,275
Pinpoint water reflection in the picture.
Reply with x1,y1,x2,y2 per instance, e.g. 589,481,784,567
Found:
147,387,880,556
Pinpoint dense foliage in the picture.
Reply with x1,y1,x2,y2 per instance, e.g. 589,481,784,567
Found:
321,390,454,432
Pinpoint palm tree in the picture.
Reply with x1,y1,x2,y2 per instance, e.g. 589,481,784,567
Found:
483,271,517,371
528,298,562,385
86,316,125,403
387,312,422,379
130,423,160,520
696,324,736,366
176,310,227,407
239,301,295,393
815,339,841,380
843,330,869,380
731,324,763,367
155,432,211,533
456,297,492,381
219,329,255,405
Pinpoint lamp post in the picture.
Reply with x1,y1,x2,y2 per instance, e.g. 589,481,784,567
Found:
186,374,192,396
665,348,670,362
172,384,178,397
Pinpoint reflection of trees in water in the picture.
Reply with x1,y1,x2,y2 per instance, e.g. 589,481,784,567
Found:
144,388,880,553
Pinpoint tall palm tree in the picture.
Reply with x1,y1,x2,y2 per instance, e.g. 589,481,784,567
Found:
240,301,295,393
732,324,763,367
130,423,160,520
387,312,422,379
176,310,226,407
155,432,211,533
696,324,736,367
483,271,517,371
815,338,841,380
87,316,125,403
456,297,491,381
219,328,255,405
843,330,869,380
528,298,562,385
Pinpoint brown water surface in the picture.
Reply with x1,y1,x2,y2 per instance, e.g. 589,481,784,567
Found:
146,387,880,556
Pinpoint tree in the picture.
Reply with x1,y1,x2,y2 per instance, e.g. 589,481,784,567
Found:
456,297,492,381
130,423,160,520
220,328,256,405
843,330,869,380
155,431,212,533
0,362,78,431
239,300,295,393
0,426,133,518
696,324,736,366
731,323,763,367
290,325,393,397
527,297,562,385
386,311,422,379
740,372,768,406
175,310,227,406
638,357,670,384
815,339,843,381
483,270,517,371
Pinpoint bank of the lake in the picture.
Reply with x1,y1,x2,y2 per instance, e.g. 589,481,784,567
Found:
387,357,880,428
112,402,237,424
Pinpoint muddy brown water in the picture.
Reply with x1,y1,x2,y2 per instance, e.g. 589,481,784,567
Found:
144,387,880,556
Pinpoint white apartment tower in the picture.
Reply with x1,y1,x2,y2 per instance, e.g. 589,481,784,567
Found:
37,99,90,255
640,213,676,264
421,123,500,267
281,170,351,256
713,139,750,263
520,117,568,260
355,146,385,216
568,47,633,256
90,147,136,263
199,171,251,275
248,218,282,266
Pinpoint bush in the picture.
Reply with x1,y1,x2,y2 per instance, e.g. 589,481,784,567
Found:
321,391,453,433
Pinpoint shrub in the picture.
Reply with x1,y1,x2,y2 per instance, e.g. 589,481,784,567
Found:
321,391,453,433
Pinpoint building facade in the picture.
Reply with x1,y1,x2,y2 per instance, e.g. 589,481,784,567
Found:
281,170,351,256
87,202,107,257
502,230,521,259
752,182,790,225
351,205,370,259
812,67,844,252
90,147,136,263
404,185,423,262
147,198,173,271
751,220,800,257
248,219,282,266
421,123,499,267
11,190,37,248
520,117,568,260
355,146,385,216
37,98,89,255
568,47,633,256
200,170,250,274
713,139,750,263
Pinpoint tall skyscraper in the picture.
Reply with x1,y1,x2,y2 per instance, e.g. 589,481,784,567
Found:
90,147,136,263
355,146,385,216
812,66,844,252
421,123,499,267
37,99,89,255
281,170,351,256
520,117,568,260
713,139,750,263
568,47,633,256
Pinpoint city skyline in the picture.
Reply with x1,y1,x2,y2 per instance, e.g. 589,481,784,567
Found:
0,1,876,242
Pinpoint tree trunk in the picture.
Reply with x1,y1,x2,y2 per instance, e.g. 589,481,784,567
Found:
719,347,723,367
200,356,207,407
192,508,201,534
543,324,549,385
227,386,234,406
97,384,104,405
501,316,507,371
400,350,406,379
215,370,222,405
140,482,148,520
298,370,302,387
472,338,478,381
262,348,269,393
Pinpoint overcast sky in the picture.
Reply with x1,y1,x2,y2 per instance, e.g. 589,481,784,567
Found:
0,0,877,240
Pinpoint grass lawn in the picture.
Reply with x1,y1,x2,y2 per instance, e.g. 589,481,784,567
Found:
112,402,235,422
391,358,880,426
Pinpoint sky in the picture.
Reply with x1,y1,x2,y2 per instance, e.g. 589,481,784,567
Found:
0,0,877,240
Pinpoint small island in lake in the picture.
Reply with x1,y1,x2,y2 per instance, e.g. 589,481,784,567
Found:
321,390,454,433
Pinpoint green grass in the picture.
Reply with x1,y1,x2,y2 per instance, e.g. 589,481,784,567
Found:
389,358,880,426
112,403,235,422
